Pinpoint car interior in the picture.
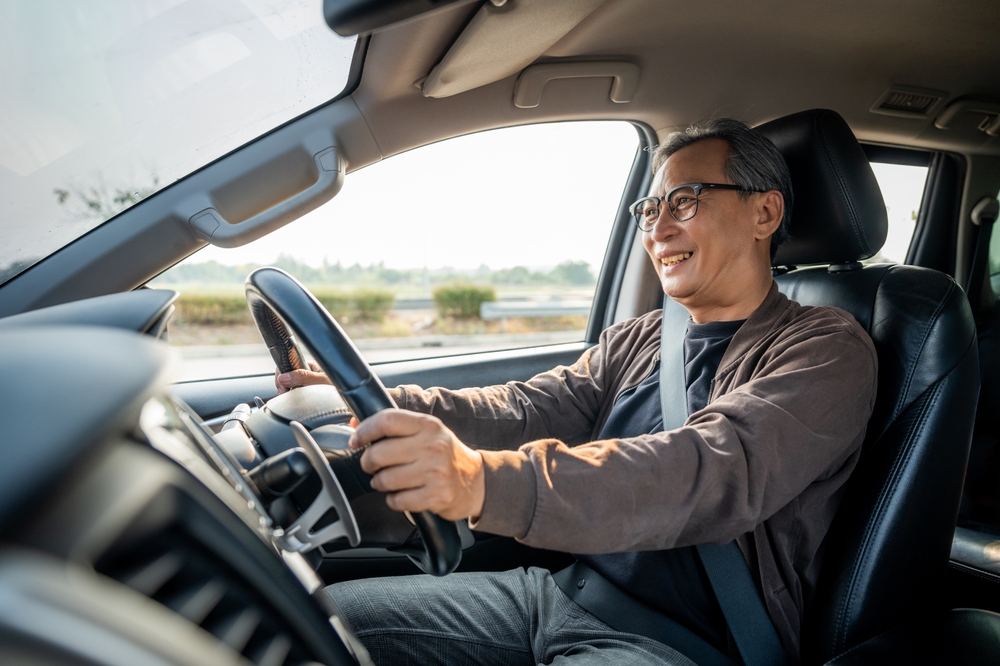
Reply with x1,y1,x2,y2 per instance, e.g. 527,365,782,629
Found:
2,0,1000,664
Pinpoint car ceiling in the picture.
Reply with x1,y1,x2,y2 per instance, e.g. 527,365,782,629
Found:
349,0,1000,159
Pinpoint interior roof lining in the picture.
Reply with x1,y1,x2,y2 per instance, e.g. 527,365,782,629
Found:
349,0,1000,160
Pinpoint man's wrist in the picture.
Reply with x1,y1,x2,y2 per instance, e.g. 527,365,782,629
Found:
468,450,486,521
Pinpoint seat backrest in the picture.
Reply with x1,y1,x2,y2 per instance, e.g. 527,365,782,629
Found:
960,304,1000,530
759,110,979,664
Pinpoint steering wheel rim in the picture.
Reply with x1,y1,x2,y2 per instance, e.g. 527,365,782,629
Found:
245,266,462,576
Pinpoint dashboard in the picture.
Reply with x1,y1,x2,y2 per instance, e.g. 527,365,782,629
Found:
0,296,372,665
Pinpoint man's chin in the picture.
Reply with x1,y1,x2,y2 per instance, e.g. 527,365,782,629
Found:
660,279,696,304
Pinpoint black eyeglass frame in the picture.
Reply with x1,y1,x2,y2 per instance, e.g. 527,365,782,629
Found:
628,182,764,231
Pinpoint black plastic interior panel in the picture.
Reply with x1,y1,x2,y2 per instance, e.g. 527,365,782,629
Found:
324,0,476,36
908,152,965,277
0,326,168,531
375,342,589,389
320,533,574,584
0,289,178,334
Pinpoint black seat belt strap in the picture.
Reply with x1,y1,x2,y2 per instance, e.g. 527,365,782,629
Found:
553,562,737,666
659,295,790,666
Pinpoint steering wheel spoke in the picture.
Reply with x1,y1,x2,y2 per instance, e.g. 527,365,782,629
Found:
274,421,361,553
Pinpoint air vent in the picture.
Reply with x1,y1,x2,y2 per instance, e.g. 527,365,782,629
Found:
870,85,947,118
97,529,316,666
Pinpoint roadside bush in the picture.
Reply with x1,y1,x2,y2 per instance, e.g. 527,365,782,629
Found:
174,288,395,326
174,294,251,325
312,289,352,319
433,284,496,319
304,288,396,322
351,288,395,322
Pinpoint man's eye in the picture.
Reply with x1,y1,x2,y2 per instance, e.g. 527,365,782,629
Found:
642,205,659,219
673,196,695,207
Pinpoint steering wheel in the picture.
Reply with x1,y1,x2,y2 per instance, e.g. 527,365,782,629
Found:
245,266,462,576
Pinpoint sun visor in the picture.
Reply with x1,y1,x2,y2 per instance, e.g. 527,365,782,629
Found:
421,0,607,99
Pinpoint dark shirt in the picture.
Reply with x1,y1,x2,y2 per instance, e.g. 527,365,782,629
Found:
577,317,745,650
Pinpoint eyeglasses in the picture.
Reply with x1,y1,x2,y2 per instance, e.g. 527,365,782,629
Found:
628,182,763,231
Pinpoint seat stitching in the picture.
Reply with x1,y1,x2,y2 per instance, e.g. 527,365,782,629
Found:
833,378,943,652
814,111,869,254
892,279,954,421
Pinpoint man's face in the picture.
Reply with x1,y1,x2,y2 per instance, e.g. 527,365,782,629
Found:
642,138,772,317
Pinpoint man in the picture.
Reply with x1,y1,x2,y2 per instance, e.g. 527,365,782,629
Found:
278,118,878,665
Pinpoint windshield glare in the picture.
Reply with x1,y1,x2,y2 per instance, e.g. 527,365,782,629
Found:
0,0,357,286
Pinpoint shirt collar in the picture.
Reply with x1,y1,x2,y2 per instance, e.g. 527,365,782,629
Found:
716,281,791,373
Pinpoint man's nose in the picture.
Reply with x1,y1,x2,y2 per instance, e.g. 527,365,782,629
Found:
647,206,679,240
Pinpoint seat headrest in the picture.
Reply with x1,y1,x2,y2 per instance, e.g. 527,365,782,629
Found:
758,109,888,267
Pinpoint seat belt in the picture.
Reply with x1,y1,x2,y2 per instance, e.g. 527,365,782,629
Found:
659,295,790,666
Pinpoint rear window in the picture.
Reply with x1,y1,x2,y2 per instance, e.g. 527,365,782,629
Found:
868,161,929,263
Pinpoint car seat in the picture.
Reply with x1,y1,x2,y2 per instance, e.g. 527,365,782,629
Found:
754,109,995,663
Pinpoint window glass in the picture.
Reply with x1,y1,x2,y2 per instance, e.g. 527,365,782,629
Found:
0,0,358,286
152,122,640,382
986,192,1000,278
867,162,929,263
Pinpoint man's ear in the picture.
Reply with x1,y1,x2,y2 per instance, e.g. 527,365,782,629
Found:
753,190,784,241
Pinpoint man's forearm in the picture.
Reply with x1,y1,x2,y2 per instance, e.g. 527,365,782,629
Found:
390,367,602,452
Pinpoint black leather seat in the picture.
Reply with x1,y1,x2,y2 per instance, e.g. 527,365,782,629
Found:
960,304,1000,531
753,109,991,664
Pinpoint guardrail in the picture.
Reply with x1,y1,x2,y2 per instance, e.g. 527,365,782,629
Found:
480,301,592,331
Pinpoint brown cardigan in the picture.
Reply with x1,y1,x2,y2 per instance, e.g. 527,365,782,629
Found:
390,282,878,659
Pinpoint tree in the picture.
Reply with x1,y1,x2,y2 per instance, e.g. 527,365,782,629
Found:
550,260,595,285
53,175,161,222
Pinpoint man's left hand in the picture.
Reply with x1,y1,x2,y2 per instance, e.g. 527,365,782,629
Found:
275,360,331,394
349,410,485,522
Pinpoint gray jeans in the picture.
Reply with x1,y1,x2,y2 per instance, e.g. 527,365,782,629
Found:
325,567,696,665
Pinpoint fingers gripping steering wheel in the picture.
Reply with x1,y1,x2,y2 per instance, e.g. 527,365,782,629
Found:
245,267,462,576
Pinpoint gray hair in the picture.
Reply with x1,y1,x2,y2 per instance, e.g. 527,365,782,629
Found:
651,118,793,261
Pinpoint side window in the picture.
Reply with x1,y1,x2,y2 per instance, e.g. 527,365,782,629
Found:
867,161,930,263
987,192,1000,278
153,122,640,381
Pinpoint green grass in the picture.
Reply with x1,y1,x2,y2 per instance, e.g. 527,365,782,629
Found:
174,288,395,326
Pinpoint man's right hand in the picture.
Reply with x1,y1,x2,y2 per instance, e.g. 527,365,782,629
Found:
274,360,332,394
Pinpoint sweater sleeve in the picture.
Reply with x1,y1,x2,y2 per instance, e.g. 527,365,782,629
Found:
472,322,878,552
388,319,636,451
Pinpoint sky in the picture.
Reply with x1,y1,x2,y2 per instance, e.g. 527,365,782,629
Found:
869,162,928,263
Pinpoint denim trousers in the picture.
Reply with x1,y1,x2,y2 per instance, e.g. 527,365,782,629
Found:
325,567,696,665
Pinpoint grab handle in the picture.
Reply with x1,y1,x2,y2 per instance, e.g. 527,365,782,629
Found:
514,61,639,109
188,147,345,248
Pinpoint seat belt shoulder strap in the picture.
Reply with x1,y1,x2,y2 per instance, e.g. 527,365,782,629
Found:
659,295,790,666
697,542,790,666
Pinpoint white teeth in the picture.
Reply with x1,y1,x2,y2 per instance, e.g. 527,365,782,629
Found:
661,252,692,266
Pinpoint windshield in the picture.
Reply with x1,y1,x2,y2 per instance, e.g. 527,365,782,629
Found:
0,0,358,286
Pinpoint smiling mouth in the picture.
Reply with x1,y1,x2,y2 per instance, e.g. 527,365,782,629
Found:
661,252,692,267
